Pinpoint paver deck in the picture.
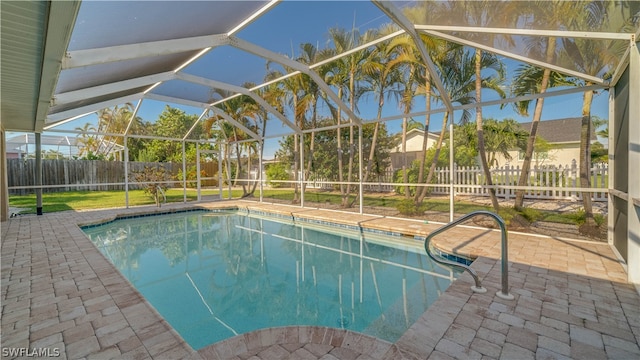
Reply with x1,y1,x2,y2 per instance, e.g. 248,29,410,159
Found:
2,200,639,359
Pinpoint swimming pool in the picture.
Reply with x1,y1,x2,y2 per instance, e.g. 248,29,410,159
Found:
82,210,456,350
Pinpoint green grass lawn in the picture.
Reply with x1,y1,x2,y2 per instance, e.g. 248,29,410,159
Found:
8,189,221,213
8,188,598,226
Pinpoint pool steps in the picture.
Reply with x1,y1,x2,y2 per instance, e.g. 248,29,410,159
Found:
424,211,514,300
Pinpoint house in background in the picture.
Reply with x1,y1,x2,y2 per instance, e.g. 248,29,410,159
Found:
389,128,440,170
389,118,598,170
495,117,598,168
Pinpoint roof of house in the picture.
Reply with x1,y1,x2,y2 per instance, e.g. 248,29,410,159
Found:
519,117,597,143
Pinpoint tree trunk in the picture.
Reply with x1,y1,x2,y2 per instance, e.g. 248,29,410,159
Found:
579,87,596,227
475,49,500,212
401,114,409,198
363,89,385,184
305,101,317,193
425,111,449,186
416,79,432,204
343,73,356,208
514,37,557,210
292,95,300,204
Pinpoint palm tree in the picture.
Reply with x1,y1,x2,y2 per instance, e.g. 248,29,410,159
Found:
556,0,635,232
474,48,507,212
296,43,335,197
326,27,372,207
205,88,257,196
385,34,424,199
455,119,528,167
359,25,403,186
75,122,98,158
264,61,306,203
403,2,470,205
95,102,135,158
423,49,477,190
512,0,585,211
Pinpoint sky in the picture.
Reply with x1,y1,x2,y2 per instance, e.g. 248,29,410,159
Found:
13,0,610,159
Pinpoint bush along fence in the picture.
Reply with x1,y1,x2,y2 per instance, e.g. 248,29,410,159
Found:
314,160,608,202
6,159,218,195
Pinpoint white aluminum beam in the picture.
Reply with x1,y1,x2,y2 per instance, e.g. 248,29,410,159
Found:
35,0,82,132
609,46,631,87
209,106,260,141
415,25,633,40
423,29,607,85
183,110,209,141
175,72,300,133
311,30,406,70
53,71,175,105
46,93,144,123
228,36,363,125
62,34,229,69
211,31,406,110
367,84,606,126
372,0,454,112
227,0,281,36
144,93,210,109
123,99,143,136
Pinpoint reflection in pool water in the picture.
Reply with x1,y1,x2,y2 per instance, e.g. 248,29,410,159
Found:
82,210,455,350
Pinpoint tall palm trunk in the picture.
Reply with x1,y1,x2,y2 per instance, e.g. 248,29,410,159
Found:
234,141,244,191
514,38,557,210
416,80,432,204
362,85,386,183
337,89,345,203
249,119,268,196
401,114,409,198
305,100,317,193
343,74,356,207
579,86,596,227
425,111,449,186
292,95,300,204
475,49,500,212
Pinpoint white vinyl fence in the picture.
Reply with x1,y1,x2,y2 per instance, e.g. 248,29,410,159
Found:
315,160,608,202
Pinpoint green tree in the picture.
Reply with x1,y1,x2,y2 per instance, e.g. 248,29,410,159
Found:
556,1,637,233
147,106,201,163
325,27,374,207
356,24,403,187
265,162,290,187
512,1,582,211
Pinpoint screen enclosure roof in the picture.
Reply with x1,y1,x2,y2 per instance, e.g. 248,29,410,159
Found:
1,0,639,138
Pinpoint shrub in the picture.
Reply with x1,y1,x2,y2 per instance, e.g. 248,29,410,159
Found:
132,166,169,207
519,207,543,223
265,162,290,188
569,208,606,227
176,165,208,188
396,199,427,216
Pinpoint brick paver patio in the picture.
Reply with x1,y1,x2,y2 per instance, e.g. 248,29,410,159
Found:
2,200,639,359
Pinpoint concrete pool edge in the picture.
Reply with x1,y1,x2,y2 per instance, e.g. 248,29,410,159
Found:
196,326,394,359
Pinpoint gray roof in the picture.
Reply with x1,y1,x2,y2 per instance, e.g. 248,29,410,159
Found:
519,118,597,144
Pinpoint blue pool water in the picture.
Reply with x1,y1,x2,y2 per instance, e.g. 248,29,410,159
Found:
82,210,456,349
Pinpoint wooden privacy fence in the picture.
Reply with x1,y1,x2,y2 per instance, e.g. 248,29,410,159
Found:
313,160,608,201
7,159,218,195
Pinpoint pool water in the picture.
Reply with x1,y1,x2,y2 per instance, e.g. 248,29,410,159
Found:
82,210,456,350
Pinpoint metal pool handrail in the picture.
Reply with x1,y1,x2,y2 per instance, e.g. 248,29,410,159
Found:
424,210,514,300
